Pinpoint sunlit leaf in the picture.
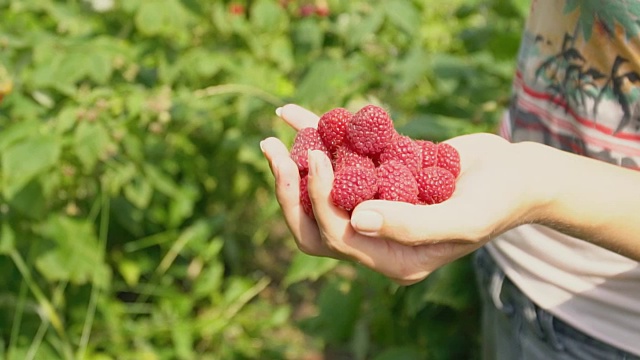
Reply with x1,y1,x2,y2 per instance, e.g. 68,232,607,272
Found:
0,222,15,254
384,0,421,34
283,252,339,286
2,134,61,198
35,215,110,287
250,0,287,31
74,121,112,172
123,175,153,209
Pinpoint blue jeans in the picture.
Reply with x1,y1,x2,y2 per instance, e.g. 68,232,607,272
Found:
473,247,640,360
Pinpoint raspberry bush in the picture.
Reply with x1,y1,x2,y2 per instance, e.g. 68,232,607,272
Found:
0,0,522,359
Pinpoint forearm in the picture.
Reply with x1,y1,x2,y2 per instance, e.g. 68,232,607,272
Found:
519,141,640,260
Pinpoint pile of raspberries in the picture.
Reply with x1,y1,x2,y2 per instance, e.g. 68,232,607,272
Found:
290,105,461,218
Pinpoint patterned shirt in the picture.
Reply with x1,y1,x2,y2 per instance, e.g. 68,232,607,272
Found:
487,0,640,355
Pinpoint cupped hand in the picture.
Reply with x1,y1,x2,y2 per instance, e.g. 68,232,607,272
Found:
261,104,546,285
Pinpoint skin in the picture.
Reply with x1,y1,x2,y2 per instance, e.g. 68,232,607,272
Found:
260,104,640,285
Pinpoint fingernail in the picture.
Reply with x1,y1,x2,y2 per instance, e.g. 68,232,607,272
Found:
351,210,383,235
275,107,283,117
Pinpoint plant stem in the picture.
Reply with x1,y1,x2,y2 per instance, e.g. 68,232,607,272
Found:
77,188,111,359
9,249,74,359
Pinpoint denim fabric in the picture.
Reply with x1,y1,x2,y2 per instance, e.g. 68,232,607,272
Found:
473,247,640,360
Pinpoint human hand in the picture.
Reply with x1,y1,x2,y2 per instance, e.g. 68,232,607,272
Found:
261,104,548,285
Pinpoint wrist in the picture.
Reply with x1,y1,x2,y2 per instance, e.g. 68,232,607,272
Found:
511,141,563,226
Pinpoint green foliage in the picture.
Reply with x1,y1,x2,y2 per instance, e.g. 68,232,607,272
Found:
0,0,524,358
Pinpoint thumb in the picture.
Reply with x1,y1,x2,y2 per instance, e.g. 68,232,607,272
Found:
350,199,482,245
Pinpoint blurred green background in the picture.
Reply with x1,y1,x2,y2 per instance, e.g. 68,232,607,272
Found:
0,0,526,359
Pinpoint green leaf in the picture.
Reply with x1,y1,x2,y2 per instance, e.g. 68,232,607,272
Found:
384,0,421,34
390,46,430,92
180,48,226,82
268,36,294,72
117,258,141,287
135,3,167,36
344,9,384,49
171,322,194,360
511,0,531,18
0,119,39,152
283,252,339,286
8,178,46,219
135,0,190,39
103,162,137,195
296,59,359,109
301,279,362,344
2,134,61,199
123,175,153,209
402,259,474,316
35,215,110,287
84,50,113,84
74,121,112,172
168,184,198,228
0,222,15,255
292,18,324,51
250,0,286,31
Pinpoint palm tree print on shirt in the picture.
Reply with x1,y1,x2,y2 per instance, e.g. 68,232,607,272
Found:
533,0,640,133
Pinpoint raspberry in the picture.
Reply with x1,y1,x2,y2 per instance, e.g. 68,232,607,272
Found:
315,5,330,17
379,135,423,176
418,141,461,178
347,105,396,156
299,4,316,17
435,143,461,178
290,127,329,172
333,145,376,171
317,107,352,153
287,105,462,218
330,166,377,212
299,174,314,218
416,166,456,205
228,3,245,15
376,160,419,204
417,140,437,168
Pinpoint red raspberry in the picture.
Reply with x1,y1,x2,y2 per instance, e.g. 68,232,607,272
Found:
333,145,376,172
417,140,437,168
330,166,377,212
315,5,330,17
229,3,245,15
347,105,396,156
435,143,461,178
290,127,329,172
299,4,316,17
317,107,352,153
416,166,456,205
379,135,423,176
417,141,461,178
376,160,419,204
300,174,314,219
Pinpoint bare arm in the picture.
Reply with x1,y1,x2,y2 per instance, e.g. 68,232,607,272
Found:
517,141,640,259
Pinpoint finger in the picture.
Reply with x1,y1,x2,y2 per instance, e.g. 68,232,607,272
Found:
350,197,487,245
306,150,357,257
305,151,425,269
260,138,333,257
277,104,320,130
